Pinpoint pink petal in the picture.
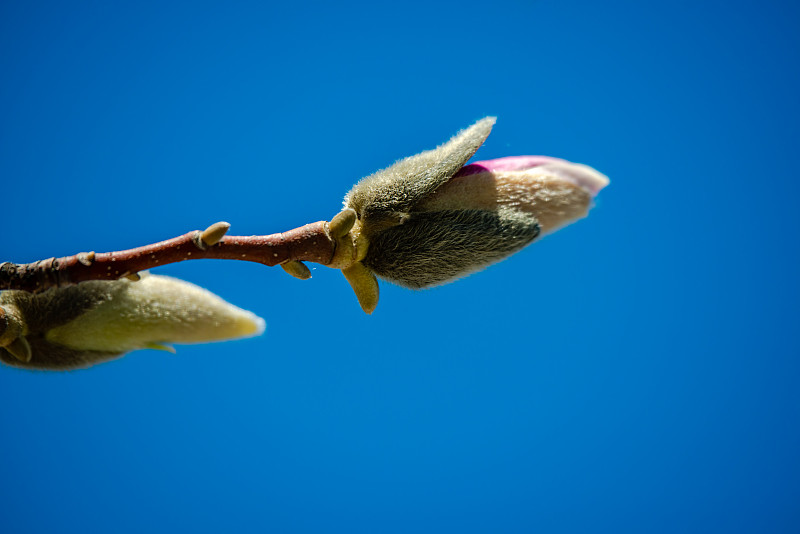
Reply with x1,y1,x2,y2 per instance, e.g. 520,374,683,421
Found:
456,156,609,197
455,156,565,177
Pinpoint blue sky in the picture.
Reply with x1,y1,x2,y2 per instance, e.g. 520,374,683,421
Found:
1,1,798,533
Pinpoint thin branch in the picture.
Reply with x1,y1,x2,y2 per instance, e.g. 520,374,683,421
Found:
0,221,337,293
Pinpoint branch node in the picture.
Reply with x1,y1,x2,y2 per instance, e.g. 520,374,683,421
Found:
195,221,231,250
327,209,357,238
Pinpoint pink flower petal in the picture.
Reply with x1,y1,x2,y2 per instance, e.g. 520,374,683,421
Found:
455,156,565,177
456,156,609,197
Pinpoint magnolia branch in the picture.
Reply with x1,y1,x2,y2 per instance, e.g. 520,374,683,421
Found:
0,220,341,293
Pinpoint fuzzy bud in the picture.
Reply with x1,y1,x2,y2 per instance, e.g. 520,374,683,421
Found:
335,117,608,309
0,273,265,370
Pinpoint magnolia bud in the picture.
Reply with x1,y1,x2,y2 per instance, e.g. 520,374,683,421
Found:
337,117,609,300
0,273,264,370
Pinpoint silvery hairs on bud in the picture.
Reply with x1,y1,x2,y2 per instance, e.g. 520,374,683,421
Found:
345,117,497,235
343,117,541,289
363,207,540,289
0,273,264,370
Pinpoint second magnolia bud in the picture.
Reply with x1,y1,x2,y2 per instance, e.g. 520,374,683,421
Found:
0,273,264,370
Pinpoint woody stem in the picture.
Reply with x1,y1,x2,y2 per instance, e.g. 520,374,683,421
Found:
0,221,336,293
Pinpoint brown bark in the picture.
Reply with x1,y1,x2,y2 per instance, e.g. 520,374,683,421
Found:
0,221,336,293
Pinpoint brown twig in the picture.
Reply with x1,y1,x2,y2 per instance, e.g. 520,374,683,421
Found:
0,221,337,293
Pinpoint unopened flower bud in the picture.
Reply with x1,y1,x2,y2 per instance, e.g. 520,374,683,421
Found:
0,273,264,370
338,117,609,301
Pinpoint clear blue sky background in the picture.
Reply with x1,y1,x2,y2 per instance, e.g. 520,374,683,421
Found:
1,1,798,533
